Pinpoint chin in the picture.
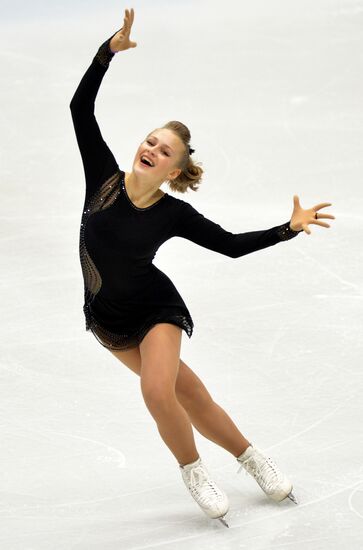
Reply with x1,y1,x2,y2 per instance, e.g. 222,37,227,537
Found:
133,160,162,178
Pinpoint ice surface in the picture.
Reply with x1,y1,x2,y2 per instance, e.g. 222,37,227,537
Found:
0,0,362,548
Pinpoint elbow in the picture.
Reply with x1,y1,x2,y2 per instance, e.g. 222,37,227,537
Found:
229,248,249,259
69,95,80,111
227,249,239,259
69,99,82,119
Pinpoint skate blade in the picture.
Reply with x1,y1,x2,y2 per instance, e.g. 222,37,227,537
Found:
287,491,299,505
217,515,229,528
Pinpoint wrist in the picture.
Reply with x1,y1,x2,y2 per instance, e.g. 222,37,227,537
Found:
94,39,115,68
109,40,117,54
289,222,299,231
277,221,302,241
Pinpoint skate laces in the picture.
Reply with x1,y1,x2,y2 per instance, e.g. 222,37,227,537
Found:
237,450,282,493
186,464,223,505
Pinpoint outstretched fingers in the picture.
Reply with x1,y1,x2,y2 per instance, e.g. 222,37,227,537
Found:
311,219,331,228
314,202,333,211
293,195,300,207
291,195,335,234
314,213,335,220
312,204,335,227
123,7,134,35
123,10,129,35
301,223,311,235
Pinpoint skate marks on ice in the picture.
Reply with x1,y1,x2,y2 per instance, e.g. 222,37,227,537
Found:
348,482,363,521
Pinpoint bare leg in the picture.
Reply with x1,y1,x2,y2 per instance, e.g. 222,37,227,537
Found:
152,394,200,466
109,344,250,460
138,324,199,466
185,400,250,457
175,360,251,458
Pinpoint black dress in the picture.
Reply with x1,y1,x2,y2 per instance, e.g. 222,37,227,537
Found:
69,32,303,351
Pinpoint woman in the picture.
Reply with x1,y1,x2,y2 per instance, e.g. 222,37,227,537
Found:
69,7,335,528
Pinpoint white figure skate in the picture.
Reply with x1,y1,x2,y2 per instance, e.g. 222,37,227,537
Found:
236,443,298,504
180,456,230,527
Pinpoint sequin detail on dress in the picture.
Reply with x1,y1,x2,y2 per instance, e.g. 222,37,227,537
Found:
276,222,303,241
121,176,167,211
93,35,117,68
74,32,304,354
80,171,194,351
79,171,120,329
87,312,194,351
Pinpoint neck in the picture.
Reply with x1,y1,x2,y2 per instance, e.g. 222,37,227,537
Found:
125,171,164,206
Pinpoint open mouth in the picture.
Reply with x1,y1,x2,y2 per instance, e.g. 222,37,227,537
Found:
140,156,155,168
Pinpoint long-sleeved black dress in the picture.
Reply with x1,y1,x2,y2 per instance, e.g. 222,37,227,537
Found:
69,32,303,352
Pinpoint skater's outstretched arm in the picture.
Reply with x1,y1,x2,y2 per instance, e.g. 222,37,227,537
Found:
172,201,300,258
172,196,335,258
69,8,137,200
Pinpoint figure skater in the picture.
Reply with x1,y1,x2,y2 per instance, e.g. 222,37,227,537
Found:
69,7,335,527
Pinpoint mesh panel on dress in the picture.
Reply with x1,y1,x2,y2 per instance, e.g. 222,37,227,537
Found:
86,308,194,351
93,35,117,68
276,222,303,240
80,171,120,327
80,171,194,350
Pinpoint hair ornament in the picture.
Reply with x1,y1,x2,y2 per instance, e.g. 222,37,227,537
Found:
189,146,195,155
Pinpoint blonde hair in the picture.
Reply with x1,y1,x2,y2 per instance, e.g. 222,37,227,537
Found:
157,120,204,193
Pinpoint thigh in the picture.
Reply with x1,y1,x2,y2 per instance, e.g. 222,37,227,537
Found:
108,345,142,376
139,323,182,391
108,329,213,403
109,323,183,376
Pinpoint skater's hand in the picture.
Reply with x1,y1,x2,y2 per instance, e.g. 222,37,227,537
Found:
110,8,137,52
289,195,335,235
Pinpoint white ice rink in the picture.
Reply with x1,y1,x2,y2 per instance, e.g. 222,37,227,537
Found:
1,0,362,548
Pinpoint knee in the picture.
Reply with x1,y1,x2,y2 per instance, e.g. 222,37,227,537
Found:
140,380,176,415
176,383,214,411
175,363,214,409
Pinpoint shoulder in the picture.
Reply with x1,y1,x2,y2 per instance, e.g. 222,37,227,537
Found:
166,194,197,218
166,194,194,210
165,195,203,235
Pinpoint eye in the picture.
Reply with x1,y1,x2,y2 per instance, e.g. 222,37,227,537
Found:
146,140,170,156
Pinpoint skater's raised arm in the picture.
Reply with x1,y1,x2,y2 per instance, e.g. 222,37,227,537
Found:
172,196,334,258
69,8,137,199
69,33,119,199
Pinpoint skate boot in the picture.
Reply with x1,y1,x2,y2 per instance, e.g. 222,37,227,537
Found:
179,456,230,527
236,443,298,504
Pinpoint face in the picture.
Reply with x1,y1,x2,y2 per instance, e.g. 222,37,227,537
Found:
131,128,185,184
